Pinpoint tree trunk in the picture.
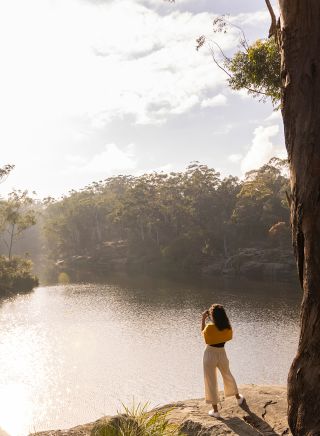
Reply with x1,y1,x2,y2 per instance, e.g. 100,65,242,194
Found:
279,1,320,434
140,221,145,241
95,210,102,243
8,223,15,260
223,233,228,258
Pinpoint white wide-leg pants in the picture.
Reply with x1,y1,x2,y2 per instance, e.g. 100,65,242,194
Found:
203,345,239,404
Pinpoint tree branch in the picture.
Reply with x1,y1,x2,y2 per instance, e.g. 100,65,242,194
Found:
210,40,231,64
209,45,269,98
210,49,232,79
265,0,277,38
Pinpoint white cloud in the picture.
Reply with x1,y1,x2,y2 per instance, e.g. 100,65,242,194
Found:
138,0,194,6
0,0,239,196
241,125,286,174
66,143,137,175
230,88,252,100
212,123,234,135
230,10,270,27
0,0,277,197
265,110,282,123
228,153,243,163
230,1,280,29
0,0,239,139
201,93,227,108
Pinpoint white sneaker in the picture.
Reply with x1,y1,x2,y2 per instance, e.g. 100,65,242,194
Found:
237,394,244,405
208,410,221,418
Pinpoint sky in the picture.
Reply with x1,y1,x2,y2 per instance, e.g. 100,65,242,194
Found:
0,0,285,198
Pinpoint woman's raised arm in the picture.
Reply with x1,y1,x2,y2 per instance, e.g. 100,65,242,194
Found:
201,310,209,332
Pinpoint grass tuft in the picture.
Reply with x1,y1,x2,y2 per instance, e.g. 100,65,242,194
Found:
91,401,181,436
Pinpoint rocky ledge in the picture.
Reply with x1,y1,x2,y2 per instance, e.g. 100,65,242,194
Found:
202,248,297,281
33,385,291,436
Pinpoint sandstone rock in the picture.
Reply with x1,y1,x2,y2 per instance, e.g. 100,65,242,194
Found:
32,385,291,436
162,385,290,435
201,248,297,281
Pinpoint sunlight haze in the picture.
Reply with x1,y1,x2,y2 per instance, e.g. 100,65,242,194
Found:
0,0,284,198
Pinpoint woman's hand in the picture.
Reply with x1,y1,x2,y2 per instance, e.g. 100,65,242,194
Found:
201,310,209,332
202,310,209,319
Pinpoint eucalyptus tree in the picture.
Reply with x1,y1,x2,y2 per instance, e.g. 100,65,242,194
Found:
232,158,289,246
223,3,320,432
0,190,36,259
277,3,320,433
216,175,241,256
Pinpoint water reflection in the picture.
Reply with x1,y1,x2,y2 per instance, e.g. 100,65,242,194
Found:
0,276,300,435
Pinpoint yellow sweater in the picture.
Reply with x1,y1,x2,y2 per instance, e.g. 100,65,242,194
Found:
202,323,233,345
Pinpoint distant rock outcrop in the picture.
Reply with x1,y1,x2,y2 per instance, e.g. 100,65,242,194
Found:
32,385,291,436
203,248,297,281
54,243,297,283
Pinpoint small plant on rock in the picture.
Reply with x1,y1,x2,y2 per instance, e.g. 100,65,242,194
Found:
91,402,181,436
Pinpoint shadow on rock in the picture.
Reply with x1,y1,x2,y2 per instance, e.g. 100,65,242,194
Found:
224,400,287,436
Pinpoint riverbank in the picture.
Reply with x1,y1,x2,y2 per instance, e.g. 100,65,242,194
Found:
32,385,291,436
50,246,298,285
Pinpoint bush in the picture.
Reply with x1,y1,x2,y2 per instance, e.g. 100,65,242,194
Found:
91,402,181,436
0,256,39,294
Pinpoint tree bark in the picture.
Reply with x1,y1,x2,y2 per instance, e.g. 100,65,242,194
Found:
8,223,15,260
279,1,320,434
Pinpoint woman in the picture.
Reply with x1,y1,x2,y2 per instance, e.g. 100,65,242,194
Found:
202,304,244,418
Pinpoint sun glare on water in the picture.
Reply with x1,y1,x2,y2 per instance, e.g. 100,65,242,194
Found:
0,383,32,435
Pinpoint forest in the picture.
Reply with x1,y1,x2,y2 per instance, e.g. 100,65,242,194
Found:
0,157,295,286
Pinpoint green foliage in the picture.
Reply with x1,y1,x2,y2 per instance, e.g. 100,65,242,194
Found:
0,256,39,293
232,158,289,243
0,190,37,259
226,37,281,105
91,402,181,436
204,16,281,106
0,167,39,293
40,159,290,279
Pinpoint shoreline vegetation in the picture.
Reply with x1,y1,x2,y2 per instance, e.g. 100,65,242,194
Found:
1,158,298,288
0,177,39,295
32,385,291,436
0,256,38,295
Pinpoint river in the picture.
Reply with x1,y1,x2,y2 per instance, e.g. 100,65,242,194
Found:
0,275,300,435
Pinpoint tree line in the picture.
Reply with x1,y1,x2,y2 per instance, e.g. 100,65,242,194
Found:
0,157,290,280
